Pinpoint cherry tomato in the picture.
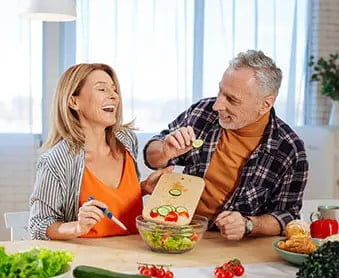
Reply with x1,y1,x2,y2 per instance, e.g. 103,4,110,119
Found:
233,265,245,276
163,270,174,278
150,211,159,218
223,270,234,278
215,267,223,275
164,211,178,222
179,211,189,218
222,262,233,270
190,234,199,241
215,271,226,278
138,265,146,274
156,267,166,278
141,268,153,277
150,266,158,276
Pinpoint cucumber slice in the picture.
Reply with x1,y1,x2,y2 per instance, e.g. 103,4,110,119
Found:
157,206,170,217
151,208,158,213
192,139,204,149
162,205,175,211
169,189,182,196
176,206,188,213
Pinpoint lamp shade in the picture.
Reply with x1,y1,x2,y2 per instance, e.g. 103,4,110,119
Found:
23,0,76,21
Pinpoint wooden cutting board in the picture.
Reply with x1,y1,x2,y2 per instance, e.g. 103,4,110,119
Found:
142,173,205,226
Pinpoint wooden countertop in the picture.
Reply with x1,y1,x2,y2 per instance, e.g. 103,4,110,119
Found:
0,232,283,272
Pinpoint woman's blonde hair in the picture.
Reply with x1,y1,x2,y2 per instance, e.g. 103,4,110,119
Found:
41,63,132,153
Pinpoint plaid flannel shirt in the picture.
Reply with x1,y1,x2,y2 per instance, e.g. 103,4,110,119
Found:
144,97,308,232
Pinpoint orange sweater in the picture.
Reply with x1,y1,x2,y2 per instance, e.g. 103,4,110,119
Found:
79,151,142,237
196,112,270,220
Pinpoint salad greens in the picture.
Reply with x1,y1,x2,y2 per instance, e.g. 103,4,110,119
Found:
0,246,74,278
141,226,198,253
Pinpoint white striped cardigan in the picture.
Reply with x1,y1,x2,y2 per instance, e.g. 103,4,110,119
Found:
29,129,138,240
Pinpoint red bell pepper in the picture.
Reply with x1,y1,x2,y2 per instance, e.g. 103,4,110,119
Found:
310,219,338,238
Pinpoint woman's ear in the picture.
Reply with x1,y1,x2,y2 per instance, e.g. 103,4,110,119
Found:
68,96,80,110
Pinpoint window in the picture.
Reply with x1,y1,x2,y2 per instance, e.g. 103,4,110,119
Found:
76,0,194,132
0,1,43,133
203,0,309,125
76,0,309,131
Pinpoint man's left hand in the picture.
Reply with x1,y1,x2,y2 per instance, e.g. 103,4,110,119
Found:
214,211,247,240
141,166,174,195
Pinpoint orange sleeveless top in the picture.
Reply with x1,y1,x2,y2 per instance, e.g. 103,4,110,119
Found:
79,151,142,237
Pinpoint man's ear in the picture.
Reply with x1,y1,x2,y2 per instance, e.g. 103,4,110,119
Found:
68,96,79,111
260,95,275,115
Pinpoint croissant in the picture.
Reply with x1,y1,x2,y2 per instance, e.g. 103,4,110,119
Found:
277,238,318,254
285,220,310,239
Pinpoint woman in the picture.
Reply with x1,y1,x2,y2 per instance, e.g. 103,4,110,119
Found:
29,63,172,240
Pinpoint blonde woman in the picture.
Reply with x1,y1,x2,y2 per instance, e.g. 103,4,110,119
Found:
29,63,172,240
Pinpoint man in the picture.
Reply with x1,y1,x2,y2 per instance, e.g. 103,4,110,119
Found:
144,50,308,240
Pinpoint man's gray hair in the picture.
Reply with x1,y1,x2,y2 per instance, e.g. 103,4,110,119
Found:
229,50,282,97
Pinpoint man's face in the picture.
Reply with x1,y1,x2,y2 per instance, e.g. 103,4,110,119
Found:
212,67,272,130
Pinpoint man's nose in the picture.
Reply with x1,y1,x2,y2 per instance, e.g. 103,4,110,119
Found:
213,97,223,111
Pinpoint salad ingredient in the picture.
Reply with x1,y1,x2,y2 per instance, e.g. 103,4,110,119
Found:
140,227,198,253
0,246,73,278
169,189,182,197
157,207,171,217
296,241,339,278
150,210,159,218
175,207,188,213
73,265,147,278
215,259,245,277
178,211,189,218
164,211,178,222
163,271,174,278
310,219,338,238
192,139,204,149
137,263,174,278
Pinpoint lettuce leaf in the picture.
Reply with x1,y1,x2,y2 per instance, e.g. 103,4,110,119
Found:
0,246,73,278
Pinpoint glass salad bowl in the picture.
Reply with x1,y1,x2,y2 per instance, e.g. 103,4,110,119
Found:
136,215,208,254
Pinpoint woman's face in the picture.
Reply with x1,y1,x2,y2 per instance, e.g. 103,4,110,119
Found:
71,70,120,129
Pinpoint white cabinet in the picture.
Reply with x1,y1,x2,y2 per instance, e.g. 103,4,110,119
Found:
292,126,339,199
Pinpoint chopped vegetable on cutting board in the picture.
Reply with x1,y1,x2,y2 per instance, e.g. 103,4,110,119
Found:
143,173,205,226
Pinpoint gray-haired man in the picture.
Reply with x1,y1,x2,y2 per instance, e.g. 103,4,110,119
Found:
144,50,308,240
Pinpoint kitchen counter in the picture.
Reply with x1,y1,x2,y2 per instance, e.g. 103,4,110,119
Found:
0,232,284,273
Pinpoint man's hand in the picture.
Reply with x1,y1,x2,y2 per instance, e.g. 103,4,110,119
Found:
162,126,196,161
141,166,174,195
214,211,247,240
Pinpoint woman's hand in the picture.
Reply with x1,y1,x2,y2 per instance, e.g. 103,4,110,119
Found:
141,166,174,195
76,199,107,236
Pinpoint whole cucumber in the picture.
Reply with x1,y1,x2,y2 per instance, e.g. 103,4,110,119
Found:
73,265,147,278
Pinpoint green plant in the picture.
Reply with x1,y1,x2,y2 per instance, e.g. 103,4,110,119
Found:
309,53,339,101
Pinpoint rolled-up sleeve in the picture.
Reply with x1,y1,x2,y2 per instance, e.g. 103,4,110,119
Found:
29,159,64,240
270,157,308,233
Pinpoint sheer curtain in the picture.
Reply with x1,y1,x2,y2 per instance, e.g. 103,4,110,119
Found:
76,0,194,132
0,1,42,133
76,0,309,129
203,0,309,125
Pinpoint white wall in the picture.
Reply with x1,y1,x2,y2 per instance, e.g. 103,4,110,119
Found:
308,0,339,124
0,134,39,240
